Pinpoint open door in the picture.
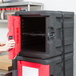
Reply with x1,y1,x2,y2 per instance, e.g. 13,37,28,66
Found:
8,16,21,59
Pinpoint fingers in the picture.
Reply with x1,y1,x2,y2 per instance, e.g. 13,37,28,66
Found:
8,40,15,44
8,42,15,48
9,46,15,49
6,40,15,50
7,44,15,50
8,43,15,47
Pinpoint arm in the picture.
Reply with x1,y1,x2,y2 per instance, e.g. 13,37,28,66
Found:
0,47,6,53
0,40,15,53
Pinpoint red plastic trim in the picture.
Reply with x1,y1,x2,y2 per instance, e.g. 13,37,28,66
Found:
17,61,50,76
6,8,11,10
0,8,2,10
2,8,6,10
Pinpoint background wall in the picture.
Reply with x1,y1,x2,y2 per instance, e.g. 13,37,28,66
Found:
26,0,75,11
26,0,76,76
0,23,8,43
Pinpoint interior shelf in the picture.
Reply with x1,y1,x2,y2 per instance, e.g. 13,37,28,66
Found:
22,33,45,36
21,16,46,52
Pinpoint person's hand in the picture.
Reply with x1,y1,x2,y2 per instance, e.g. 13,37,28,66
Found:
3,40,15,51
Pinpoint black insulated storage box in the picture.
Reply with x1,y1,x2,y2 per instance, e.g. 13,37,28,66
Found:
14,11,74,59
11,11,74,76
12,53,73,76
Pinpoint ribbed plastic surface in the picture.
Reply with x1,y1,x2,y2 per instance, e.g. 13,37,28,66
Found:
15,11,74,59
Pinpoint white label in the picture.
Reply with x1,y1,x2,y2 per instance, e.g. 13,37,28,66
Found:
22,66,39,76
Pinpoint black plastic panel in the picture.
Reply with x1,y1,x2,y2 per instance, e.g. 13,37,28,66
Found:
14,11,74,59
16,53,73,76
